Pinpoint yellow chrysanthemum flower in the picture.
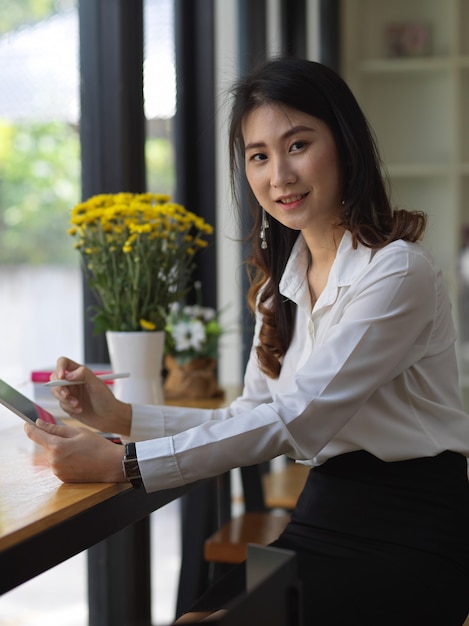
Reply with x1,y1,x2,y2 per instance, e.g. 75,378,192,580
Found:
68,192,214,332
139,319,157,331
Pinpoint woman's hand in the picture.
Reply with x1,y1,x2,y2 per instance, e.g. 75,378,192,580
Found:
24,419,127,484
49,356,132,436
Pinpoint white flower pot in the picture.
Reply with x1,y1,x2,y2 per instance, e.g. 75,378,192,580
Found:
106,330,165,404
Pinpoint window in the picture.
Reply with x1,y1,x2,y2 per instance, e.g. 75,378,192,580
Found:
145,0,176,196
0,3,180,624
0,0,83,387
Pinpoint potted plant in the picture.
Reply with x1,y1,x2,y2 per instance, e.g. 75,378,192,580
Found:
68,192,213,403
164,283,224,399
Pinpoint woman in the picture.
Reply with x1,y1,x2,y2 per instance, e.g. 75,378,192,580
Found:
25,58,469,625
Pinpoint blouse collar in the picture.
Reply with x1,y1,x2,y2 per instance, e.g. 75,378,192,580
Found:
279,231,373,310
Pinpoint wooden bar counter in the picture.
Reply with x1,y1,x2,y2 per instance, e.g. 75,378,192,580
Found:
0,412,194,597
0,387,239,623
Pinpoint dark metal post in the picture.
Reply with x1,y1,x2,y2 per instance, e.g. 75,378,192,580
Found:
174,0,216,309
319,0,340,72
238,0,267,74
237,0,267,371
279,0,307,58
173,1,224,617
79,0,146,364
79,2,150,625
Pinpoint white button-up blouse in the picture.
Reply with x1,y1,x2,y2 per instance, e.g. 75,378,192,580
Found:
132,231,469,493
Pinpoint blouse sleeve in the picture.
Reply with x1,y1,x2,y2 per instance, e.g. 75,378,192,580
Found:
137,245,443,493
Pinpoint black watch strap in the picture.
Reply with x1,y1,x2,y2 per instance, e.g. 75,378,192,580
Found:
122,442,143,488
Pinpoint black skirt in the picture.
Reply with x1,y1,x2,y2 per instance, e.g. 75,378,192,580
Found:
194,451,469,625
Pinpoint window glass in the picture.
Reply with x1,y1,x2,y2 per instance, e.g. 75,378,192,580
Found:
0,3,180,625
0,0,83,385
144,0,176,196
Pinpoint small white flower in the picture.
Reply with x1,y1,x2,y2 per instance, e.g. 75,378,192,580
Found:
169,302,181,315
183,305,199,317
172,319,206,352
189,320,206,350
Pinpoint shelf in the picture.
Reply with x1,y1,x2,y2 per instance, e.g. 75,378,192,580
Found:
342,0,468,325
359,55,469,74
386,164,451,178
359,56,451,74
344,0,453,63
387,162,469,179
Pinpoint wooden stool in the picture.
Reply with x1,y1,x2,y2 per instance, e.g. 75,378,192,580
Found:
263,462,309,510
203,511,291,564
204,462,310,565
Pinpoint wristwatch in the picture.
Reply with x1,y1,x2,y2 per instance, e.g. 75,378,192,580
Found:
122,442,143,488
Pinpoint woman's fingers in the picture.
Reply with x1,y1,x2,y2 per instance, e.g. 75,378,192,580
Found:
24,419,126,483
24,418,77,443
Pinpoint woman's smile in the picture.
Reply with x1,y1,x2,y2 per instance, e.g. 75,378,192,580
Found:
275,192,310,210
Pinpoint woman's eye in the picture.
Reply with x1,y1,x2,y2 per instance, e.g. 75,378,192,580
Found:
252,152,267,162
291,141,306,152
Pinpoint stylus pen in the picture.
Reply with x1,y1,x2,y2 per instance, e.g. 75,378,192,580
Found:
43,372,130,387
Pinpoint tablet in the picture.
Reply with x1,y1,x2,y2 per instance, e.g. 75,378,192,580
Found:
0,379,59,426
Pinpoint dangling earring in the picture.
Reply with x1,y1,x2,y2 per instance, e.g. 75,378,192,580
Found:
260,208,269,250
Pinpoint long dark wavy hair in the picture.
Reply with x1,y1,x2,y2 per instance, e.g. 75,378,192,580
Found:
228,58,426,379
